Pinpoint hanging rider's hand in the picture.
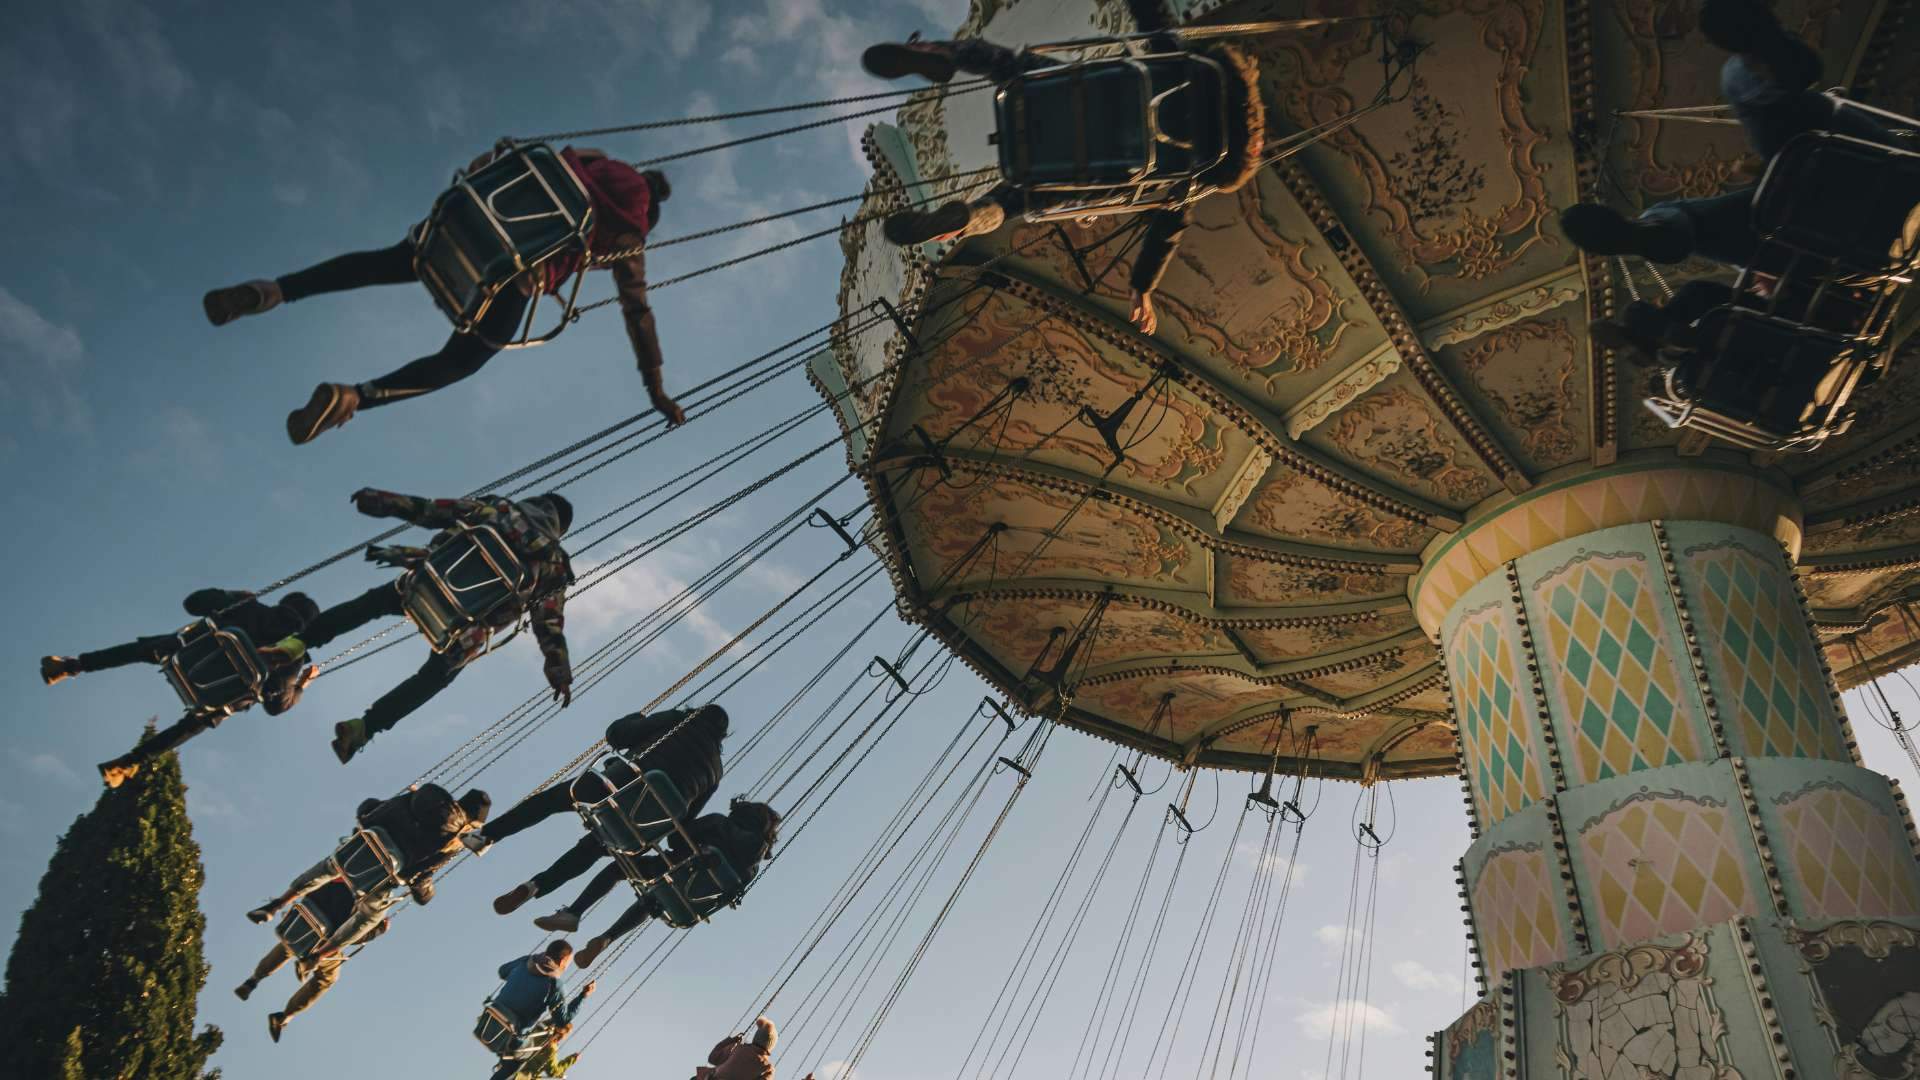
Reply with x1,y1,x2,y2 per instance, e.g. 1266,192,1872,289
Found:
652,392,687,428
582,980,598,997
551,682,573,708
1129,288,1158,336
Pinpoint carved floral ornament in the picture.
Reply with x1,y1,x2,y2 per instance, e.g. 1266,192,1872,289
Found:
1547,934,1710,1005
1787,920,1920,963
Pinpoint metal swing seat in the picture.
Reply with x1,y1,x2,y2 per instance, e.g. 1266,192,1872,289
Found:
474,1003,561,1060
993,50,1230,223
161,619,272,717
1645,121,1920,451
327,824,406,901
400,523,534,654
642,845,747,929
413,141,595,350
275,878,359,962
571,763,691,857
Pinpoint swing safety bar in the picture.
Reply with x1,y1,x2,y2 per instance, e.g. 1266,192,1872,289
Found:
401,524,534,654
162,620,270,717
475,1004,559,1059
329,826,405,901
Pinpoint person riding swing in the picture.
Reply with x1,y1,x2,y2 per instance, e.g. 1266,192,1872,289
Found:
203,145,684,445
259,487,576,763
41,587,321,787
480,940,596,1080
862,0,1266,335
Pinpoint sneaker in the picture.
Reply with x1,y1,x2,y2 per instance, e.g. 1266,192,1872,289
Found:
203,279,283,327
247,901,281,925
533,908,581,932
1558,203,1690,263
287,382,361,446
494,882,537,916
862,40,958,84
883,201,975,246
39,655,80,687
267,1012,287,1043
99,760,141,789
460,830,494,857
331,718,368,765
234,979,257,1002
574,936,610,968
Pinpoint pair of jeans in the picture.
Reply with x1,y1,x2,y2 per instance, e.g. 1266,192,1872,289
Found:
302,583,462,736
276,239,530,406
248,940,344,1020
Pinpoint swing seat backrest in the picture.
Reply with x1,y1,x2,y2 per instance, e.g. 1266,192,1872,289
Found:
402,524,533,653
581,766,688,857
1752,130,1920,278
162,620,268,716
1644,305,1866,449
998,59,1154,190
276,879,357,959
414,142,594,337
475,1004,531,1056
330,826,405,900
648,846,744,929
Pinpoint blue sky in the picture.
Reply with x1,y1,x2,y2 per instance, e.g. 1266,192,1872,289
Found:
4,3,1919,1080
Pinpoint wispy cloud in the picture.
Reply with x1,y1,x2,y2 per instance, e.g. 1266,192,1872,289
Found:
77,0,194,109
1295,999,1401,1038
1391,959,1464,996
11,749,82,787
0,286,92,436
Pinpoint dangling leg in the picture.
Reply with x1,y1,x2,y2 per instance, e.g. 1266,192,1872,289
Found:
275,583,404,655
1559,187,1757,268
235,939,294,1000
247,857,339,925
206,239,417,327
495,835,609,922
98,710,220,788
269,951,343,1041
524,854,625,931
332,651,461,764
465,782,576,855
288,288,528,445
576,897,659,967
42,633,176,686
883,183,1020,247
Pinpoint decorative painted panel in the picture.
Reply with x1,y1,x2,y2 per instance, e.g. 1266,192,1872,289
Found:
1440,1000,1499,1080
1445,583,1548,826
1785,920,1920,1080
1467,837,1566,979
1523,540,1708,785
1545,934,1741,1079
1560,766,1763,952
1668,523,1847,763
1746,759,1920,924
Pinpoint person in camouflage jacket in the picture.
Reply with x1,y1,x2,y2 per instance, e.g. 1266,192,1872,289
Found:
266,487,576,763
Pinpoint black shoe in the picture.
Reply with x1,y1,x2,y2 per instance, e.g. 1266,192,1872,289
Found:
247,901,280,925
1559,204,1691,264
39,655,80,687
883,202,973,246
862,41,957,84
234,979,256,1002
267,1012,287,1043
287,383,361,446
203,279,282,327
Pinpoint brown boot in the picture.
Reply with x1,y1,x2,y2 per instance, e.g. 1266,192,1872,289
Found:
204,279,283,327
574,936,610,968
286,383,361,446
39,655,81,687
99,758,141,789
494,882,538,916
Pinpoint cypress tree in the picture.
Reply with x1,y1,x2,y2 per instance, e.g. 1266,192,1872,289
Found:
0,737,223,1079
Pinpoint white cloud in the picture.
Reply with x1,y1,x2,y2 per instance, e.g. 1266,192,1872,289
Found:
0,287,91,435
1295,999,1401,1038
569,550,733,651
814,1060,856,1080
12,750,80,787
1392,959,1464,996
1314,924,1350,949
78,0,194,109
154,405,218,468
1237,840,1307,880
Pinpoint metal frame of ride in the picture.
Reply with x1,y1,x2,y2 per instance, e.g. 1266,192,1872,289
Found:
474,1003,562,1064
272,828,406,963
400,523,536,655
1634,100,1920,451
570,761,745,927
413,141,597,351
162,619,270,717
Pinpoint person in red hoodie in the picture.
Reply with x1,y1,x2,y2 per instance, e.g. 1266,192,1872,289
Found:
202,147,683,445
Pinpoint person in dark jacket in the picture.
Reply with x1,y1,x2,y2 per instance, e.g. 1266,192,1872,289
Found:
1559,0,1904,270
479,706,730,925
487,941,595,1080
1588,279,1739,367
572,800,780,968
203,147,683,445
261,488,575,764
863,0,1265,335
242,784,492,926
43,587,323,788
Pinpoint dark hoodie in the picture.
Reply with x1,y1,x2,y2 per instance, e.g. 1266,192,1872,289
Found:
180,588,318,715
602,705,729,817
492,953,586,1031
356,783,474,882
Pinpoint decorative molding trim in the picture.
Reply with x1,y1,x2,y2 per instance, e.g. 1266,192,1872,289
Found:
1419,266,1586,351
1283,341,1403,440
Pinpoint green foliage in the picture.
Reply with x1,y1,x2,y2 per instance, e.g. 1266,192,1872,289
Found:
0,743,223,1079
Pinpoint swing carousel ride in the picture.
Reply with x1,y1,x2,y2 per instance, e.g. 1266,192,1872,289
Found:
813,0,1920,1075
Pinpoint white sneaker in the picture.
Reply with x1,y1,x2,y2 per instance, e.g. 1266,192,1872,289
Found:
461,831,492,856
533,908,580,932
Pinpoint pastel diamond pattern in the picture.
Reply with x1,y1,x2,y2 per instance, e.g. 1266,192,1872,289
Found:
1578,795,1758,949
1683,545,1843,761
1470,847,1564,978
1449,605,1545,826
1534,556,1703,784
1776,785,1920,919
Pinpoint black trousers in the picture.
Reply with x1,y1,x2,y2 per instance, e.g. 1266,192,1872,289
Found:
113,709,223,767
276,239,530,406
531,835,612,900
601,895,663,942
302,583,461,736
483,782,576,844
78,633,178,673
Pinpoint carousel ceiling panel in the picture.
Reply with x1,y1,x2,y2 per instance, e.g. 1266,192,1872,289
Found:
1379,719,1459,770
1255,0,1573,319
1234,608,1422,666
1803,511,1920,560
1072,669,1285,743
958,593,1243,677
1428,309,1590,474
1295,366,1505,511
1800,563,1920,613
1824,606,1920,689
897,472,1206,593
1290,639,1440,700
1215,552,1408,609
891,287,1256,509
1233,461,1439,555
